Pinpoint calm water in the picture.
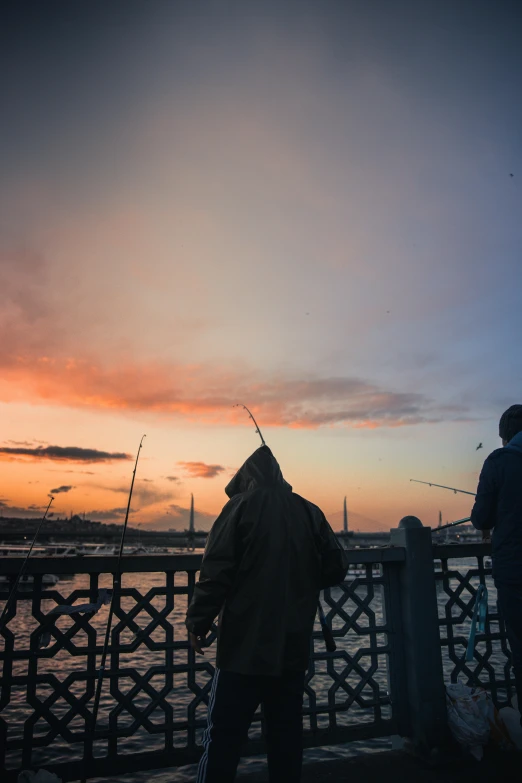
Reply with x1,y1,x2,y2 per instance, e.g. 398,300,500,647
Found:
0,556,509,782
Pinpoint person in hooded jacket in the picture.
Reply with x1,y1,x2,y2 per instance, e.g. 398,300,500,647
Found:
185,445,349,783
471,404,522,716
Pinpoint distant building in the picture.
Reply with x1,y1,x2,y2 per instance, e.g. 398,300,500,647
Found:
189,494,195,534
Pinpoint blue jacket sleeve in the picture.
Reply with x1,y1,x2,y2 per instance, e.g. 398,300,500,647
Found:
185,496,243,636
471,458,497,531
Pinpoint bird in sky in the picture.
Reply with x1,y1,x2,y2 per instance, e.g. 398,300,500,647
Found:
476,442,483,450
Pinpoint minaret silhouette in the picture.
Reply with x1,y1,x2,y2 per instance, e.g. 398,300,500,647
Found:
438,510,442,528
189,494,195,534
343,496,348,533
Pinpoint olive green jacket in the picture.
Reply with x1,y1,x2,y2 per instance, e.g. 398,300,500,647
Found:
185,446,349,675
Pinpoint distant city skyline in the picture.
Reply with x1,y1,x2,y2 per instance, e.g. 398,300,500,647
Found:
0,490,468,534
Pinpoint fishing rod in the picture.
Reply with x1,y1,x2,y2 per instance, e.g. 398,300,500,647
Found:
433,515,472,533
233,403,266,446
410,479,476,534
82,435,145,781
410,479,476,496
0,495,55,633
233,403,337,651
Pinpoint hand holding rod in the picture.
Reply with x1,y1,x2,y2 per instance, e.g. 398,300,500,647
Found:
318,601,336,652
0,495,54,632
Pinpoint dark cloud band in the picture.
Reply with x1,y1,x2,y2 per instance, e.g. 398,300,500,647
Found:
49,485,74,494
0,445,131,462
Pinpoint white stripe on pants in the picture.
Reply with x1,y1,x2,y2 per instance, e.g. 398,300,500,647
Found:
196,668,220,783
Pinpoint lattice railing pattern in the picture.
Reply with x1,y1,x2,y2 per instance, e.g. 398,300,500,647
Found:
0,553,404,782
433,544,513,706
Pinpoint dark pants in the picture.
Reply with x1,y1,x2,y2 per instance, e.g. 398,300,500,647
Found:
496,582,522,714
196,668,305,783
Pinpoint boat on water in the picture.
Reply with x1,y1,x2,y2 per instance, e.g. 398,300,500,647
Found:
44,544,79,557
0,545,61,586
41,544,79,579
0,572,60,587
75,543,168,556
76,543,118,556
0,544,48,557
129,545,149,554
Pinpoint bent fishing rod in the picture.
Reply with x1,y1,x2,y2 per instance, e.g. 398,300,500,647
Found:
410,479,476,534
0,495,55,633
234,403,337,652
82,435,145,781
233,403,266,445
410,479,476,496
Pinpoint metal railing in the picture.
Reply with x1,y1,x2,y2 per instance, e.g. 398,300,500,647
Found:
0,534,511,782
0,550,406,781
434,543,513,704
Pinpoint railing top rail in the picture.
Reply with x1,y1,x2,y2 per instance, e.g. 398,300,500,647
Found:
343,547,406,563
0,547,406,575
0,554,202,575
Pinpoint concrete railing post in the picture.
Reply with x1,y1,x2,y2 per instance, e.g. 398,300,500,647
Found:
390,516,450,756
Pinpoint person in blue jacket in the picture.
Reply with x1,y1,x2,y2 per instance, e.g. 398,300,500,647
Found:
471,404,522,713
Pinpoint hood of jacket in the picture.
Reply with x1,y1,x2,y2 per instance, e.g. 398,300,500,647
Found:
225,445,292,498
506,430,522,455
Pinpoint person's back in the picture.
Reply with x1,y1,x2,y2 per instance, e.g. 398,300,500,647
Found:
471,405,522,717
185,445,348,782
471,406,522,583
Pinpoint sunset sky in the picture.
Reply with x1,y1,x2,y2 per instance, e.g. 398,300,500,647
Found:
1,1,521,531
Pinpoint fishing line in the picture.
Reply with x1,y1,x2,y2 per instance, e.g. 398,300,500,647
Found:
0,495,55,633
81,435,146,782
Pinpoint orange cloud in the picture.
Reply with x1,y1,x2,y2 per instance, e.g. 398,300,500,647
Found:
0,247,436,432
0,352,468,430
177,461,226,479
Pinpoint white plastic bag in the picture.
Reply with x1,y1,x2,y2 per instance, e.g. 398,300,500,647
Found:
446,683,491,760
